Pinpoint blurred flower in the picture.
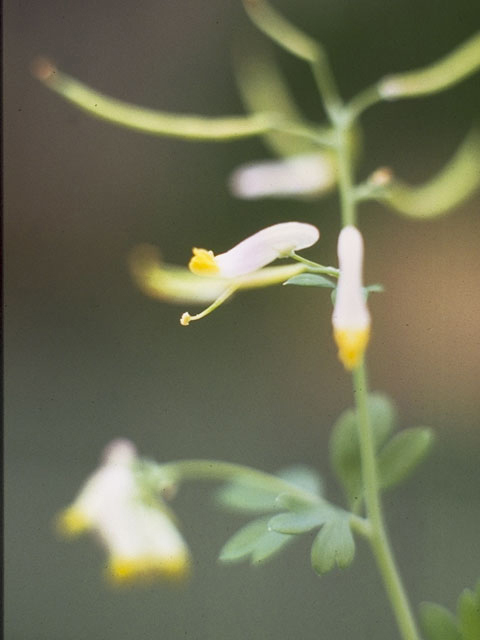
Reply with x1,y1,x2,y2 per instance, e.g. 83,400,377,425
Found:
188,222,320,277
229,153,336,200
332,226,371,370
57,439,191,583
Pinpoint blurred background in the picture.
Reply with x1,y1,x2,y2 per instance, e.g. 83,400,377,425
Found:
5,0,480,638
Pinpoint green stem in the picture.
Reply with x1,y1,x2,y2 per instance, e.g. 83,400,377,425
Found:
353,364,420,640
289,252,339,277
335,124,356,227
150,459,322,506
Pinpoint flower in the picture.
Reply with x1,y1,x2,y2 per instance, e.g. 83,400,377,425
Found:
332,226,371,370
188,222,319,278
229,153,337,200
129,223,320,325
57,439,191,583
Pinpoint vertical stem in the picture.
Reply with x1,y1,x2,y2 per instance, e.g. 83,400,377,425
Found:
333,101,419,637
336,124,356,227
353,364,420,640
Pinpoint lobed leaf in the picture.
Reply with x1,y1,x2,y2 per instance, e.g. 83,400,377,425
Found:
420,602,461,640
276,465,324,496
457,584,480,640
218,516,294,565
310,514,355,575
378,427,434,490
329,393,396,507
268,503,334,534
216,464,323,514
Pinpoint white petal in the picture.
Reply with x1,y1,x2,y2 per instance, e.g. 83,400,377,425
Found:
229,153,336,199
332,226,370,330
332,226,371,370
215,222,319,277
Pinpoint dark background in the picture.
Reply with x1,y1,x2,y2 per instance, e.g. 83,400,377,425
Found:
5,1,480,638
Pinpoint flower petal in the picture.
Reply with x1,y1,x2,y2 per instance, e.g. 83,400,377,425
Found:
332,226,371,370
229,153,336,200
191,222,320,278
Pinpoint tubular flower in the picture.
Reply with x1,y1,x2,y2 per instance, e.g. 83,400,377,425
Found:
128,223,319,325
189,222,319,278
229,153,337,200
57,439,191,583
332,226,371,370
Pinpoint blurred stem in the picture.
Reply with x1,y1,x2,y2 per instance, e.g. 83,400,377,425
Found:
335,122,356,227
353,364,420,640
242,0,342,119
33,57,332,145
147,458,370,538
155,459,322,505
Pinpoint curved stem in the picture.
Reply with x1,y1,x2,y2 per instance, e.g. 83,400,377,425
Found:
150,459,322,506
353,364,420,640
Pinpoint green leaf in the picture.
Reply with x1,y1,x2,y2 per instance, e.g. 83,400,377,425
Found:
331,284,384,305
329,393,397,506
268,503,334,534
420,602,461,640
457,584,480,640
310,514,355,575
364,283,385,297
284,273,336,288
250,530,294,564
215,464,323,514
219,517,271,562
378,427,434,490
276,465,324,496
215,482,279,513
218,516,294,565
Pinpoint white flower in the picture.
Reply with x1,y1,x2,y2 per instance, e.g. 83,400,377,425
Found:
188,222,320,278
229,153,337,200
332,226,371,370
57,439,190,583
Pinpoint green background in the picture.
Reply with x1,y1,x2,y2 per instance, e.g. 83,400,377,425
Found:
5,1,480,638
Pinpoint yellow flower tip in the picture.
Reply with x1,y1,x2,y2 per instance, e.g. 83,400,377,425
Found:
180,312,192,326
108,554,191,585
55,507,91,537
188,248,220,276
334,327,371,371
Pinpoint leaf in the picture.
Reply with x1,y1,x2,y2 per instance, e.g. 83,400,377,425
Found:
216,464,323,513
457,584,480,640
276,465,324,496
310,514,355,575
218,516,294,565
364,283,385,297
215,482,280,513
378,427,434,490
284,273,336,288
268,503,334,534
329,393,396,506
218,517,271,563
250,530,294,564
420,602,461,640
330,284,384,304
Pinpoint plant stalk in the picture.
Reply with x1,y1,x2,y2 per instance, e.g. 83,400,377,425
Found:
353,364,420,640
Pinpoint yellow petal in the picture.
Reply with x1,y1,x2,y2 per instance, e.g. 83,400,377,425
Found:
108,553,191,584
188,248,220,275
56,507,91,537
334,327,370,370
